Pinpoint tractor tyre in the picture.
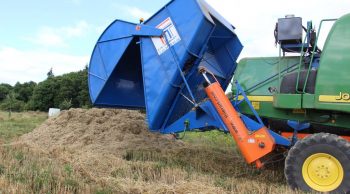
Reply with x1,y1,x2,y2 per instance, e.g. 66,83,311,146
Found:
285,133,350,193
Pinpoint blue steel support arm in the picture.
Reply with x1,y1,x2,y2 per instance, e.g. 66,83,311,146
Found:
234,81,264,126
132,24,163,37
233,81,291,146
163,32,198,105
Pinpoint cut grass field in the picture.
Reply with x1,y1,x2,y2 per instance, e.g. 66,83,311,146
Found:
0,111,47,143
0,111,99,193
0,111,302,193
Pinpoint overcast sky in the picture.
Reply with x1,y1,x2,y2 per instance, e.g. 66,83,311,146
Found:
0,0,349,85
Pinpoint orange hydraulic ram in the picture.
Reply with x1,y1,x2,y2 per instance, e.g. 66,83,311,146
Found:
201,70,275,167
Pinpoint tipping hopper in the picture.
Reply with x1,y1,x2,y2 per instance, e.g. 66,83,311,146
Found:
88,0,243,132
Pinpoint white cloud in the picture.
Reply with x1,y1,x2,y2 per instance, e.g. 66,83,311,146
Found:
0,47,89,85
205,0,350,59
116,5,152,21
62,21,89,38
24,21,90,48
126,6,152,20
25,27,67,48
95,23,109,35
70,0,81,5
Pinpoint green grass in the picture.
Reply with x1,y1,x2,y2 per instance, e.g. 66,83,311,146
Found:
0,144,96,193
181,129,236,150
0,111,47,142
0,111,112,193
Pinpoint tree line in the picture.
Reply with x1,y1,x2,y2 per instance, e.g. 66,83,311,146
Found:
0,67,91,112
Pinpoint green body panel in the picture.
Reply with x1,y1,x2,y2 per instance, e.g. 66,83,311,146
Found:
233,14,350,130
302,94,315,108
314,14,350,112
239,101,350,130
233,56,307,121
235,57,300,96
273,94,301,109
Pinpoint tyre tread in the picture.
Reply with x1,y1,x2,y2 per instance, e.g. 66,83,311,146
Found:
285,133,350,193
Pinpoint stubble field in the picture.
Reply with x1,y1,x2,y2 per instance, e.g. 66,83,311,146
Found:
0,109,303,194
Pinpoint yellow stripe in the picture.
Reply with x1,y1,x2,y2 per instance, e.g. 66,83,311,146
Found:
237,96,273,102
319,95,350,103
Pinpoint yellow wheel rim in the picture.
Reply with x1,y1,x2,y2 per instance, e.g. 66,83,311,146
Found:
302,153,344,192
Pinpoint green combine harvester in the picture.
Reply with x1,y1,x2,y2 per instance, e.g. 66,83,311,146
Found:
234,14,350,192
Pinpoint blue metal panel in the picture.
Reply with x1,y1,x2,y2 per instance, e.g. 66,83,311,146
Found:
89,36,133,103
269,130,292,146
88,19,163,107
162,100,224,133
287,120,310,131
240,114,264,131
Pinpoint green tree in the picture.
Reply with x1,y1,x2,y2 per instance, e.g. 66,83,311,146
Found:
13,81,37,102
29,78,57,111
29,68,91,111
0,83,12,102
0,91,25,115
77,67,91,107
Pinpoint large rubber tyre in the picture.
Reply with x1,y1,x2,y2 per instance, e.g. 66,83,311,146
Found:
285,133,350,193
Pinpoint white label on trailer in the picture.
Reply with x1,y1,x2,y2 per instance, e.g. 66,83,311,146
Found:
151,17,181,55
247,138,256,144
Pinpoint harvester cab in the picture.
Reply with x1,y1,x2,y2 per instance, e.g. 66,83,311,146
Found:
275,15,319,54
88,0,350,192
271,15,324,95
